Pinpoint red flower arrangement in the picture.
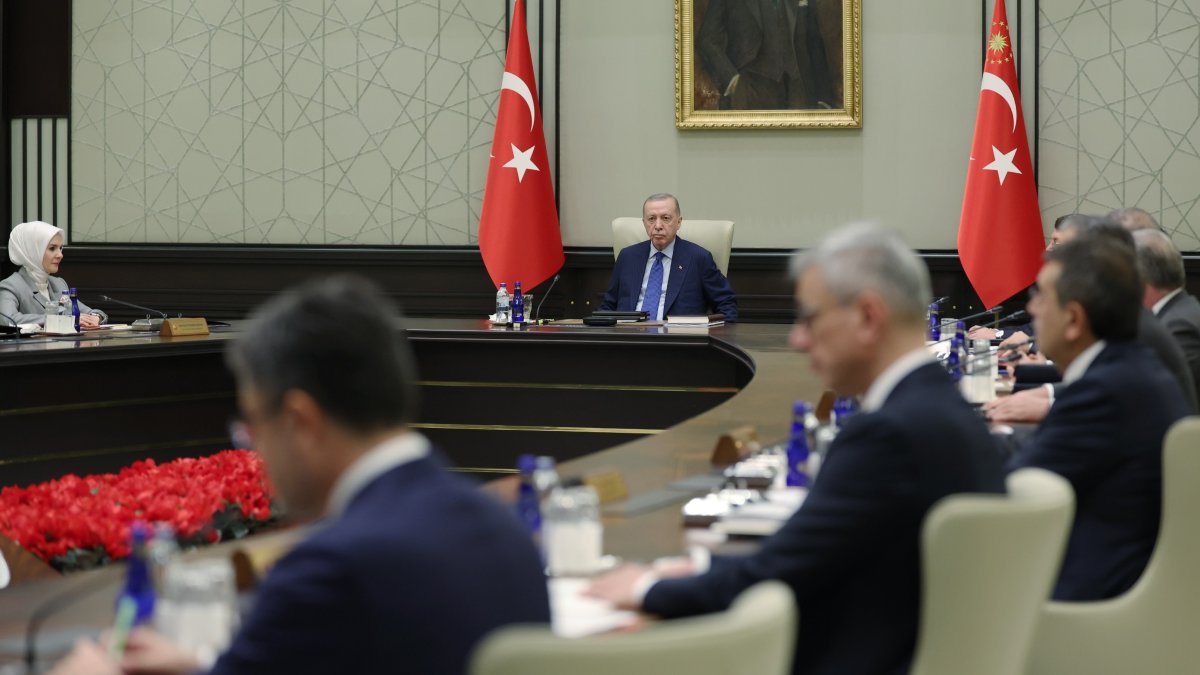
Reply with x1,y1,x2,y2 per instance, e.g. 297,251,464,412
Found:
0,450,277,572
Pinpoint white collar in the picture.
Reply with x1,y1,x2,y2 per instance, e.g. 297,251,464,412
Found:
1152,287,1184,316
1061,340,1106,386
649,238,676,260
326,431,430,516
861,347,937,413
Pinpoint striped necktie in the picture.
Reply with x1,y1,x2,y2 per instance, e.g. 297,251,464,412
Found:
641,251,666,320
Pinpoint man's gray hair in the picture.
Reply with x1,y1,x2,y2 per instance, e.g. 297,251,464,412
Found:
1108,207,1160,232
790,222,931,323
643,193,681,216
1133,228,1185,291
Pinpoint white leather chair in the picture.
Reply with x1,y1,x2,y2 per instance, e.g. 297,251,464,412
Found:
908,468,1075,675
1023,416,1200,675
469,580,796,675
611,217,735,276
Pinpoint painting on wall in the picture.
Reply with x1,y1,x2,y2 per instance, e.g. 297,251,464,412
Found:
676,0,862,129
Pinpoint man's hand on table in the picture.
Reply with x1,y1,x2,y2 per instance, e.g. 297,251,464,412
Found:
999,330,1031,351
984,387,1051,424
585,557,698,610
966,325,1000,340
49,628,203,675
585,564,652,610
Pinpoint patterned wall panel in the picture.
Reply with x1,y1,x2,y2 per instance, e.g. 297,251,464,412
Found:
1039,0,1200,249
72,0,507,244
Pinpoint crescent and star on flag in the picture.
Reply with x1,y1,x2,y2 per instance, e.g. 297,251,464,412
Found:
976,22,1023,186
494,71,541,183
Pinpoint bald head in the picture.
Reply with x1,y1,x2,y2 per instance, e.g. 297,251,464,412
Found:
1108,207,1160,232
1133,229,1184,292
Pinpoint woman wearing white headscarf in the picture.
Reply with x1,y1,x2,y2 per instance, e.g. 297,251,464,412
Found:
0,221,106,327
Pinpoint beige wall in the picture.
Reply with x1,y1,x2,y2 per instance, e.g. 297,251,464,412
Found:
558,2,984,249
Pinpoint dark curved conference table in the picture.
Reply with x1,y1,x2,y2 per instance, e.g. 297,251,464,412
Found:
0,319,821,664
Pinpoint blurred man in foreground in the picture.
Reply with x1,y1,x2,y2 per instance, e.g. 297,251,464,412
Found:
588,223,1004,675
52,276,550,675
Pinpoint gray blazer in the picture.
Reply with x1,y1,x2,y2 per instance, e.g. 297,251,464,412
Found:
0,268,106,326
1158,290,1200,405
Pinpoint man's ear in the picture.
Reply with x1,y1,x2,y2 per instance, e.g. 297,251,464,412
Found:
279,389,327,460
855,289,890,340
1062,300,1091,343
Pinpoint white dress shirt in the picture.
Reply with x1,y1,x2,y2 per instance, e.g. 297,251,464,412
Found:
1152,288,1184,316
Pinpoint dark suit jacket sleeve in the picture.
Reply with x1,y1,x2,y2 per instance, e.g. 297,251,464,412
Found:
644,415,918,617
600,249,633,312
698,252,738,322
698,0,737,92
1007,379,1116,495
208,546,367,675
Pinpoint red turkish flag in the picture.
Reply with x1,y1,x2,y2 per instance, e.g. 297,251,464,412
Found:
478,0,563,290
958,0,1044,309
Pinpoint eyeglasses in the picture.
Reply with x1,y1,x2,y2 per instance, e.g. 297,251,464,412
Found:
228,418,254,451
793,303,834,329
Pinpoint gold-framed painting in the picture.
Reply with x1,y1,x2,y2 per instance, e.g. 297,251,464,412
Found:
676,0,862,129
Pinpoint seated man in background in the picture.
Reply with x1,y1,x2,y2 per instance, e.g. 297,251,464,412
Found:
51,276,550,675
1133,228,1200,405
600,193,738,321
968,213,1098,342
589,223,1004,675
1009,233,1189,601
985,219,1196,422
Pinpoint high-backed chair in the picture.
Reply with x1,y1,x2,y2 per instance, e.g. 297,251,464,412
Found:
611,218,735,276
909,468,1074,675
469,580,796,675
1023,416,1200,675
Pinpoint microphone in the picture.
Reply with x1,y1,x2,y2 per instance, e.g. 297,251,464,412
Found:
942,305,1005,326
533,273,560,323
989,309,1027,327
100,295,170,331
930,296,950,305
0,309,21,338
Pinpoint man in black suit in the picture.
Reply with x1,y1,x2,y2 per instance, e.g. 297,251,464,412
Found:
600,193,738,321
1134,228,1200,406
1009,233,1190,600
588,223,1005,675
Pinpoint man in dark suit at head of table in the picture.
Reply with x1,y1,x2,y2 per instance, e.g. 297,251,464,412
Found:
50,276,550,675
599,192,739,322
1008,233,1190,600
588,222,1005,675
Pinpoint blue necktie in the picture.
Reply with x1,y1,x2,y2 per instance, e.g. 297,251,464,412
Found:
642,251,665,320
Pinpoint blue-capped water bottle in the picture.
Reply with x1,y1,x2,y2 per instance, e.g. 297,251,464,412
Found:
69,287,81,332
786,401,812,487
116,522,156,627
495,283,511,324
516,453,541,534
928,302,940,341
512,281,525,323
955,320,966,348
947,336,963,382
832,397,858,429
